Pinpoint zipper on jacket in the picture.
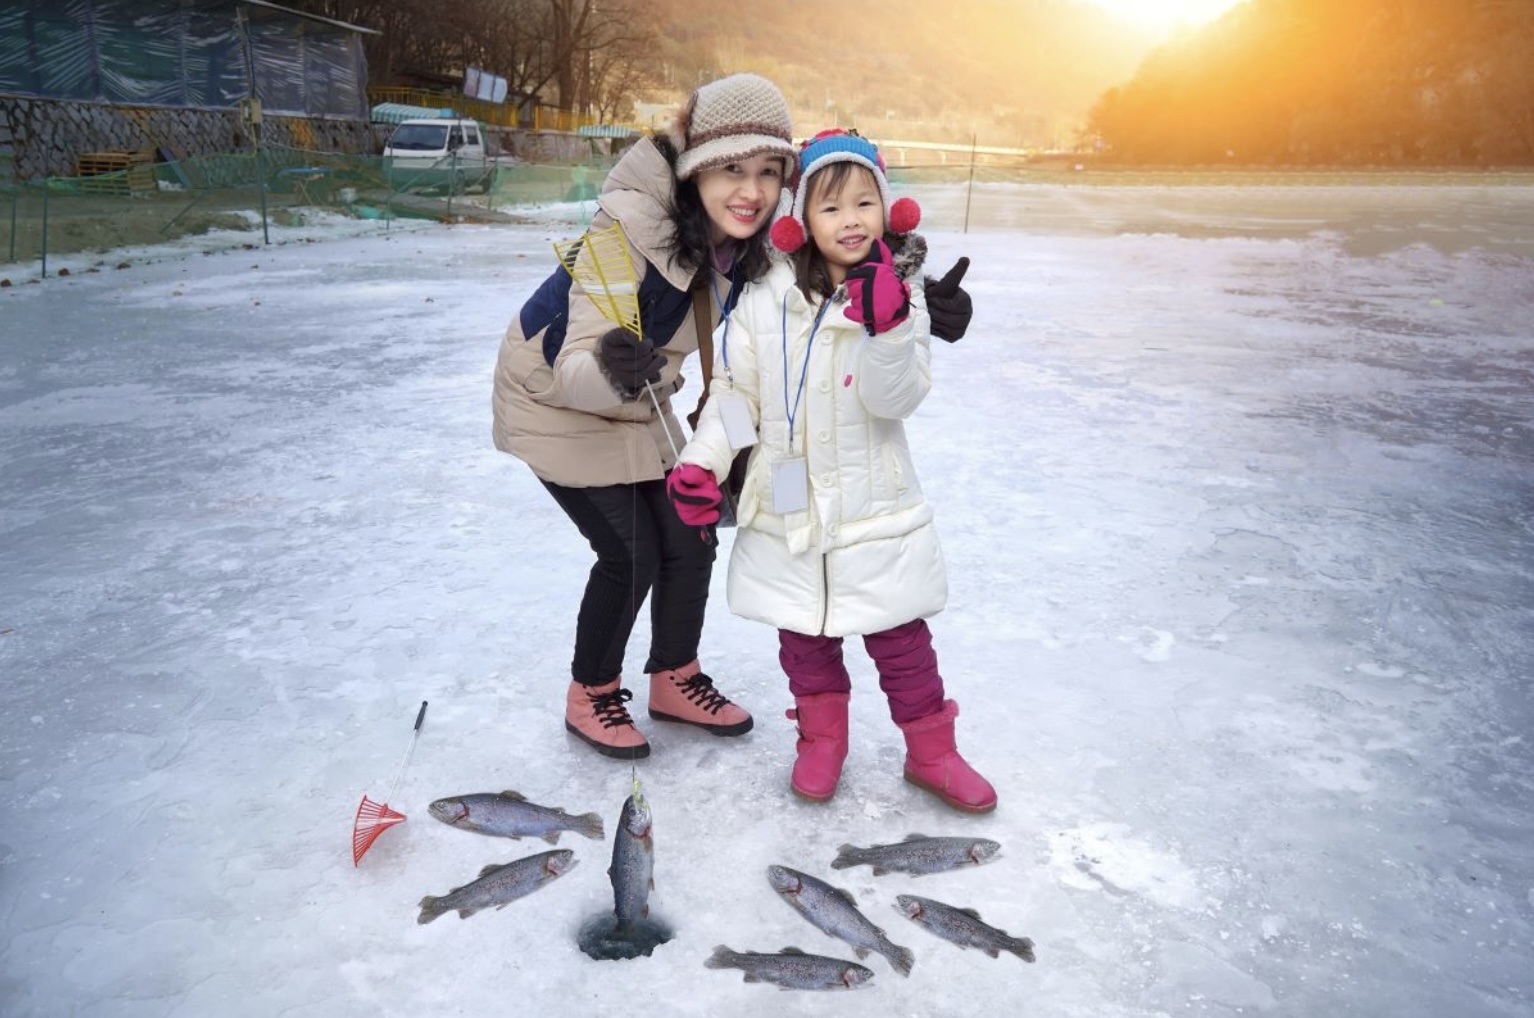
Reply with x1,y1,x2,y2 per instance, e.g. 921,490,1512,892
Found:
818,552,831,635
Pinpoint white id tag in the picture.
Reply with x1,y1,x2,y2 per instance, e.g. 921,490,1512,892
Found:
771,457,809,515
716,391,758,451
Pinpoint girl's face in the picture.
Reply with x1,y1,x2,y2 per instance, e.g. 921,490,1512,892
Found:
805,164,885,286
694,154,787,246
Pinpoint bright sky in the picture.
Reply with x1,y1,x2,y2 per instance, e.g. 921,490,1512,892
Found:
1089,0,1245,30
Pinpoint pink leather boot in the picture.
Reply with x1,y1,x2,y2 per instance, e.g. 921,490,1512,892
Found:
565,678,649,759
786,692,851,802
897,700,997,813
647,659,753,735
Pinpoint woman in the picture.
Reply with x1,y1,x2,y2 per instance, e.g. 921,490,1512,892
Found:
491,73,791,759
492,75,974,761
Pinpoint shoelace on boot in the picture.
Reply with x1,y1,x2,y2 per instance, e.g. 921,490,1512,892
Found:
588,686,638,730
675,673,732,714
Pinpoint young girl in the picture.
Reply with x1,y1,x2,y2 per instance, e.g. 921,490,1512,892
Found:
667,130,996,812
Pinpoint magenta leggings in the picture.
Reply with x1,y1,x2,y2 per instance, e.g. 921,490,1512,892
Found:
777,619,945,724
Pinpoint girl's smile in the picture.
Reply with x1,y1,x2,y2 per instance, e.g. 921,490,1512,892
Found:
805,164,886,285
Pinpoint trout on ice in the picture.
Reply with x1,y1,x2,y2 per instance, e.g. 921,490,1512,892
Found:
895,894,1036,962
416,849,576,924
766,864,914,976
705,946,874,990
831,833,1001,876
427,790,603,844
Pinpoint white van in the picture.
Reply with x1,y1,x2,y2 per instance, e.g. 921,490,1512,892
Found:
383,117,492,194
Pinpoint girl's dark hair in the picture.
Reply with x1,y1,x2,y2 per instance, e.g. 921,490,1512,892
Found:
790,244,834,302
655,133,777,286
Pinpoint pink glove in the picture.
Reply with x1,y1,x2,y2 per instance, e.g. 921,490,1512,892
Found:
667,463,722,526
842,239,912,336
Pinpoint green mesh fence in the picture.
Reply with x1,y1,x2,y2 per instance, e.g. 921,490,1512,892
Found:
1,145,614,277
11,149,1524,280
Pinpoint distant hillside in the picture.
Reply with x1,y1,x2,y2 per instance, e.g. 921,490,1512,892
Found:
636,0,1164,150
1088,0,1534,165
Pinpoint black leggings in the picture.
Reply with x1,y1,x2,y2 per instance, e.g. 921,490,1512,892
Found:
541,476,716,685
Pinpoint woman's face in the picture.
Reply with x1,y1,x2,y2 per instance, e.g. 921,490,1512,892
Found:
694,154,786,246
805,164,885,286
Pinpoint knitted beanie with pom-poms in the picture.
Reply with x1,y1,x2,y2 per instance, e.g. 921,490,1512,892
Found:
769,129,921,254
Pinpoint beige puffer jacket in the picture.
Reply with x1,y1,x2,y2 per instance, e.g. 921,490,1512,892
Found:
491,138,728,487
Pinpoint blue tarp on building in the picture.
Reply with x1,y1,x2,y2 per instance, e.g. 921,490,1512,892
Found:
0,0,371,118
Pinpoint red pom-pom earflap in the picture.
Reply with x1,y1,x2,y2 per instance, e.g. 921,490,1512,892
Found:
770,215,806,253
888,196,921,234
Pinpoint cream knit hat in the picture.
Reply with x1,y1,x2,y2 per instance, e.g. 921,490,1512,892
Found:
673,73,796,180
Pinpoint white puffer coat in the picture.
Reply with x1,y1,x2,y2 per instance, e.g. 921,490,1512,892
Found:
679,240,946,638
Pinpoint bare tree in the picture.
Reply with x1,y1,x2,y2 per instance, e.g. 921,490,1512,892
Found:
584,22,661,121
549,0,649,111
283,0,651,113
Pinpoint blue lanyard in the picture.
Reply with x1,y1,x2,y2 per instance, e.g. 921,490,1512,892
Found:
782,295,832,447
710,270,740,377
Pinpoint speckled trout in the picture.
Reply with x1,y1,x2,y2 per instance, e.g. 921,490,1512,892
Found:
766,864,915,976
416,849,576,924
895,894,1036,962
575,786,672,960
705,946,874,990
610,791,653,930
831,834,1001,876
428,790,603,844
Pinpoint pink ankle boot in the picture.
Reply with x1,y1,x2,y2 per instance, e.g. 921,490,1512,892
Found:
565,678,649,759
647,659,753,735
897,700,997,813
786,692,850,801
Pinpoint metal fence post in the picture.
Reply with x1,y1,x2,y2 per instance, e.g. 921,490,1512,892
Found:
963,133,977,235
40,177,49,278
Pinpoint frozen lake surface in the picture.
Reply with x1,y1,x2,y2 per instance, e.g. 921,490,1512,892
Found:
2,181,1532,1017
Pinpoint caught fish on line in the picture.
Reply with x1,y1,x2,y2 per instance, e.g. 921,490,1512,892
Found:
610,788,655,931
417,848,576,924
895,894,1036,962
831,833,1001,876
577,780,674,959
428,790,603,844
766,864,914,976
705,945,874,990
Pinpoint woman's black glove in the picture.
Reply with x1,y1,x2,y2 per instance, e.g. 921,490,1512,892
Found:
595,327,664,400
925,257,972,343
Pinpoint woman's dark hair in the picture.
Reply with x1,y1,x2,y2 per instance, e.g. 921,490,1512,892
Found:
655,133,777,286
